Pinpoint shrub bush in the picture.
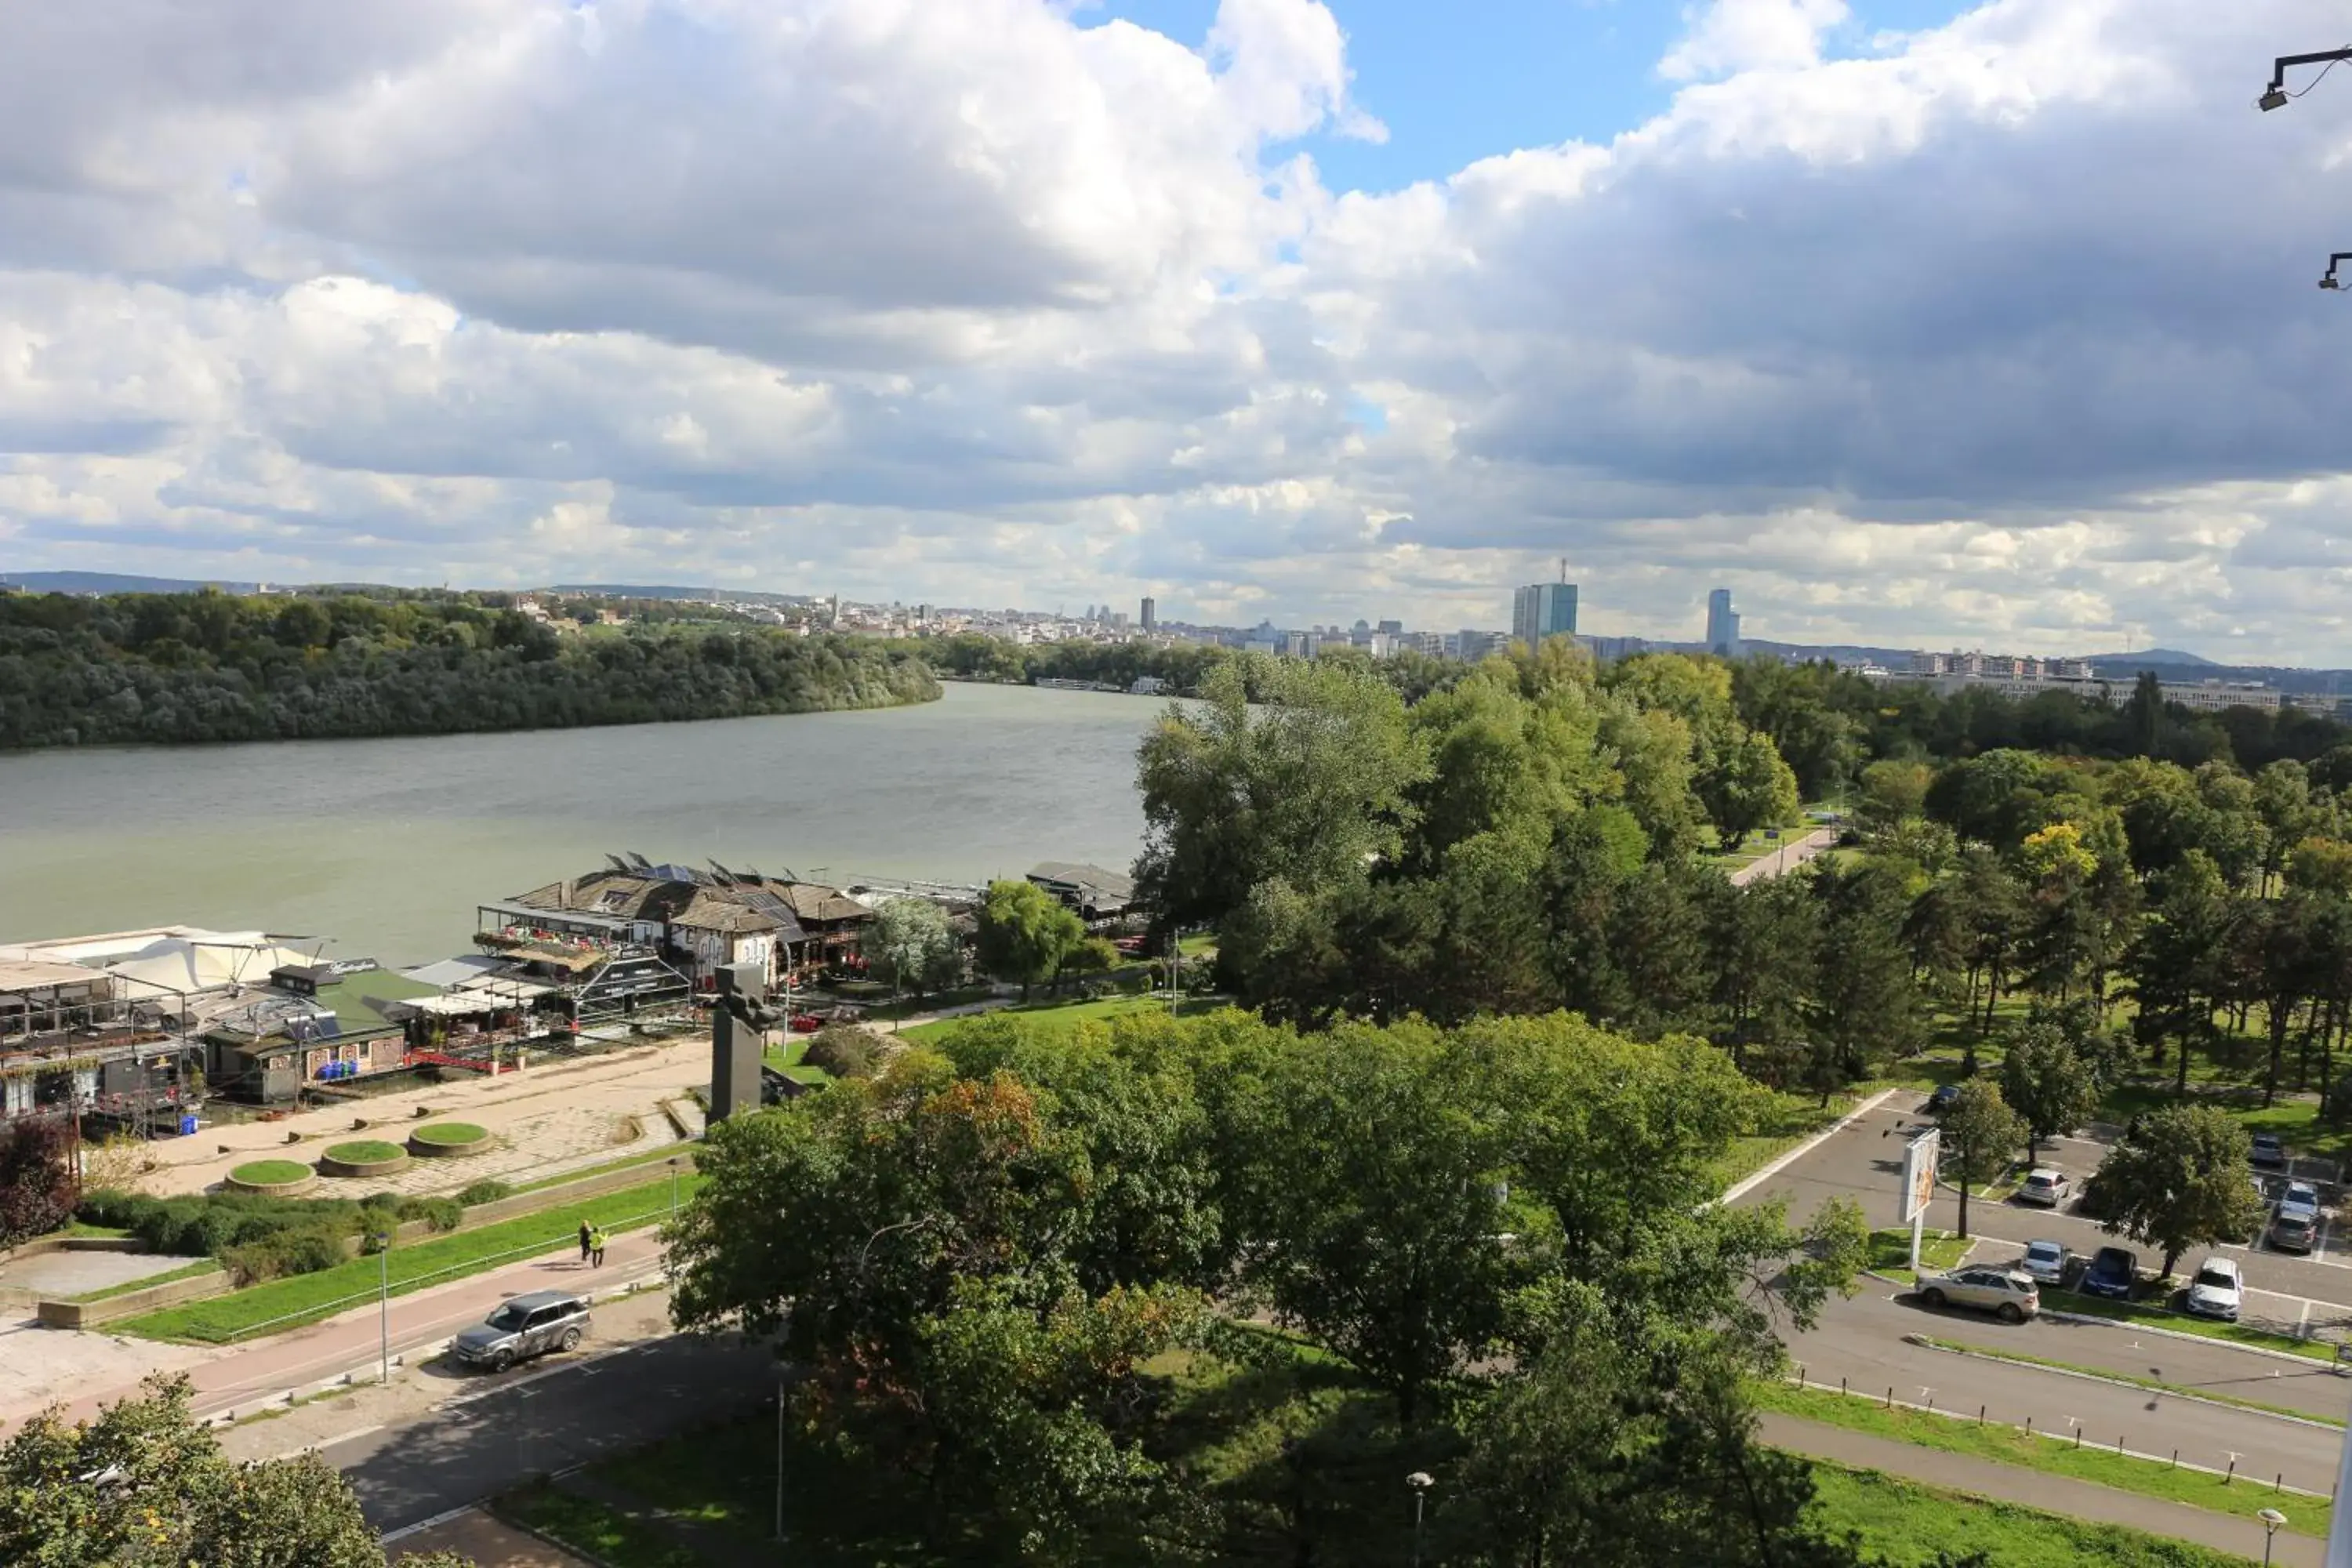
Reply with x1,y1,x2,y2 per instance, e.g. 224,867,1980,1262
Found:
803,1024,887,1080
457,1178,514,1206
397,1196,464,1232
220,1224,347,1285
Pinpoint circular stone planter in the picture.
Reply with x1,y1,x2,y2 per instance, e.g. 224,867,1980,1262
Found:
318,1140,412,1178
225,1159,318,1196
408,1121,495,1159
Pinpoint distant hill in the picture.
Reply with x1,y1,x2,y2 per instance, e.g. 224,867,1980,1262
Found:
547,583,717,600
2075,647,2215,667
0,569,264,595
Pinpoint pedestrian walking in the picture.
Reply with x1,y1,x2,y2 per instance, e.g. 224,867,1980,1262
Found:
578,1221,593,1264
590,1226,608,1268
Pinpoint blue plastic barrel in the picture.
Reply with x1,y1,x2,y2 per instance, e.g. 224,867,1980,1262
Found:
179,1114,198,1136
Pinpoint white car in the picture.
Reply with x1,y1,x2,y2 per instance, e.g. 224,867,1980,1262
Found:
2184,1257,2243,1322
2013,1167,2071,1208
2016,1239,2070,1285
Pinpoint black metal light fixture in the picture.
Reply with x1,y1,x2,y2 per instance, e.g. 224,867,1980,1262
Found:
2263,48,2352,111
2322,252,2352,291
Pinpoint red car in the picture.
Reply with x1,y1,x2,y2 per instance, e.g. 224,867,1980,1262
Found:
788,1013,825,1033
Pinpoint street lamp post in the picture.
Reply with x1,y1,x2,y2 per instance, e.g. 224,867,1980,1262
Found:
374,1232,391,1385
1406,1472,1434,1568
667,1156,681,1223
2259,1506,2286,1565
775,1380,788,1542
2321,254,2352,292
2261,49,2352,111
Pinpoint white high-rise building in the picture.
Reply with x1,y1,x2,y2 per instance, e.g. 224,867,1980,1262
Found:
1706,589,1741,656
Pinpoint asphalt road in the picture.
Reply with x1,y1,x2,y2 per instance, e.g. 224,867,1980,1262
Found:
1784,1286,2345,1492
333,1331,778,1534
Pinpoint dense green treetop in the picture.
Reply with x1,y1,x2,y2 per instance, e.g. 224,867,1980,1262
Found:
0,587,935,748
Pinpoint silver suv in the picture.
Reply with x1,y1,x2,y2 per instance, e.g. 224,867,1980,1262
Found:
451,1289,591,1372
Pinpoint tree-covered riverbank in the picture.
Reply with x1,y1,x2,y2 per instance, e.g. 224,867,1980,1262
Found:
0,590,938,749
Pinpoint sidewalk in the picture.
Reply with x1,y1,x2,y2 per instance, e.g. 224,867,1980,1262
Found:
1759,1411,2320,1566
141,1037,710,1197
1729,827,1835,886
7,1228,669,1436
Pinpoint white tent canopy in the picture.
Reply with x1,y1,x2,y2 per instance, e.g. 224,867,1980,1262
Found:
107,937,321,1002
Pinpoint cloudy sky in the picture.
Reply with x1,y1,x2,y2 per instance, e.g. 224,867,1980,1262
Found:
4,1,2351,660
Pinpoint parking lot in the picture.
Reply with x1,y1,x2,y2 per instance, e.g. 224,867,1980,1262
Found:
1740,1094,2352,1345
1730,1094,2352,1498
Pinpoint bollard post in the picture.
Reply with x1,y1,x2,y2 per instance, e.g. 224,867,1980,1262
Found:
2227,1457,2238,1485
2116,1435,2124,1456
2074,1426,2083,1450
2172,1450,2179,1468
1886,1386,1894,1409
2275,1472,2283,1494
2024,1416,2032,1436
1841,1377,1847,1397
1979,1405,1986,1425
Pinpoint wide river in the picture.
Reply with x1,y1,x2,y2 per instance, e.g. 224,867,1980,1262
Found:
0,683,1162,966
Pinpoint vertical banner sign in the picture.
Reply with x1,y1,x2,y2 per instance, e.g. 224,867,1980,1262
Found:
1900,1127,1941,1276
1901,1127,1941,1222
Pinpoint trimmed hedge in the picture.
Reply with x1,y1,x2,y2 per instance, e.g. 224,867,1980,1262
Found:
409,1121,492,1156
325,1140,404,1164
74,1185,466,1284
227,1160,314,1191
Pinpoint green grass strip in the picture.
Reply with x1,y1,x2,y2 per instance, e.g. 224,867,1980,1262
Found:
113,1171,702,1343
2052,1290,2340,1361
66,1258,223,1304
505,1141,699,1196
1802,1459,2261,1568
1911,1334,2346,1428
410,1120,488,1146
495,1481,702,1568
1755,1380,2331,1535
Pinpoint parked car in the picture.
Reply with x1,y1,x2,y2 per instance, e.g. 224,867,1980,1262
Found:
450,1290,591,1373
1926,1083,1961,1114
2013,1168,2071,1208
2272,1181,2324,1254
2016,1239,2071,1285
2184,1257,2244,1321
1916,1266,2041,1323
2251,1132,2288,1170
2079,1245,2140,1300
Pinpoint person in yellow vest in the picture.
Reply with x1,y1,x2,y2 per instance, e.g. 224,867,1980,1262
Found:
589,1226,608,1268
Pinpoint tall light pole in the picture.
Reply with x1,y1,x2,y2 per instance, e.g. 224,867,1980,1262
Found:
1406,1472,1433,1568
2260,49,2352,112
2321,253,2352,292
774,1380,788,1542
374,1231,391,1385
2260,1506,2286,1565
667,1156,681,1223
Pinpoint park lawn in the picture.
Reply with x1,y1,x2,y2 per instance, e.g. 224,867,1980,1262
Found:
113,1171,702,1343
2052,1291,2339,1361
323,1139,405,1163
761,1035,830,1085
1802,1461,2263,1568
1913,1335,2344,1428
1178,931,1218,958
856,985,995,1022
495,1482,703,1568
898,993,1225,1046
1867,1227,1973,1283
1711,1086,1878,1191
67,1258,223,1304
1755,1380,2331,1535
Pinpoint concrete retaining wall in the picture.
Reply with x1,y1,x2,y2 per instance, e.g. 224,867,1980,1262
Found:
37,1266,231,1329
